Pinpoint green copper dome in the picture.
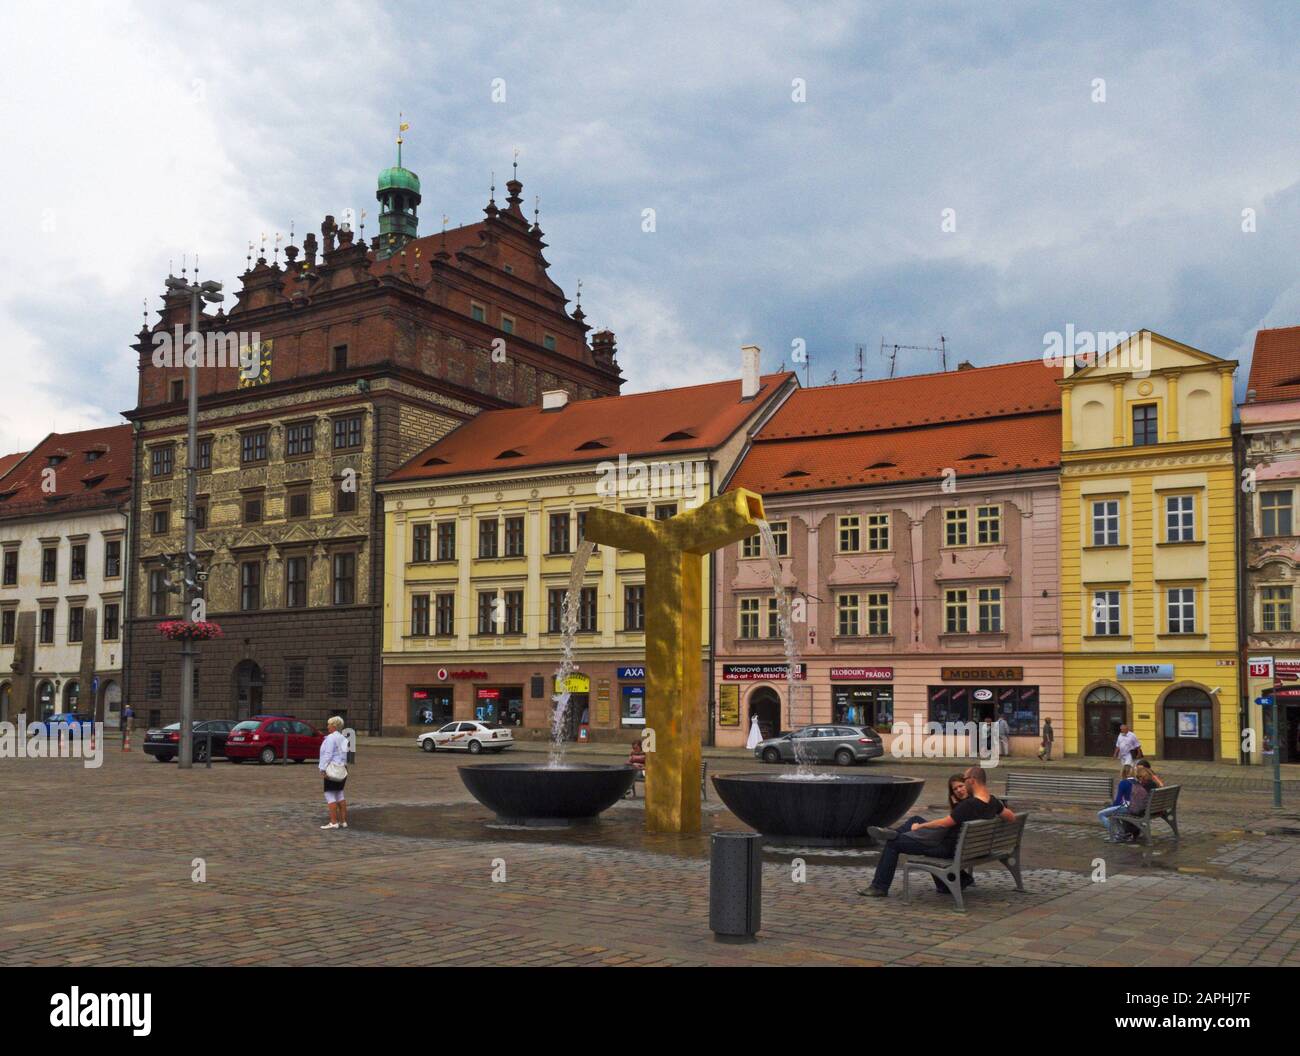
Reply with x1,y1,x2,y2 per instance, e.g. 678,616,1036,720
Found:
378,166,421,195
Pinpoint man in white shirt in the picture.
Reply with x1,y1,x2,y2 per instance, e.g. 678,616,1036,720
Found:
1114,725,1141,765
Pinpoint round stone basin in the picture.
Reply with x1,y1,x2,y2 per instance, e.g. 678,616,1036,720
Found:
712,772,925,846
459,763,637,825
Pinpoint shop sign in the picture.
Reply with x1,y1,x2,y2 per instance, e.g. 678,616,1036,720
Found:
718,684,740,727
1117,663,1173,681
436,668,448,681
1247,657,1274,680
617,666,646,680
830,666,892,681
451,669,488,680
722,663,806,681
555,673,591,693
941,667,1023,681
476,688,500,700
972,688,994,702
1277,658,1300,677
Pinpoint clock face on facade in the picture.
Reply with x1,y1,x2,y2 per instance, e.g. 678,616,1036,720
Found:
237,339,273,388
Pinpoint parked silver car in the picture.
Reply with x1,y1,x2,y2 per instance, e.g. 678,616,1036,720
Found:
754,724,884,765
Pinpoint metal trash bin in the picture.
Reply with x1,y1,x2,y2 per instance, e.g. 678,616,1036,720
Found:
709,831,762,942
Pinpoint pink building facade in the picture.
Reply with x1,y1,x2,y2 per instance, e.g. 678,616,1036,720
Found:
712,360,1064,757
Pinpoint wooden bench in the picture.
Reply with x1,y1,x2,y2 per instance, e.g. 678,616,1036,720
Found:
1004,771,1113,806
900,814,1030,912
626,760,709,800
1110,784,1180,846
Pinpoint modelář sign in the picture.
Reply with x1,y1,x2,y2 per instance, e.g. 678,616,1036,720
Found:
941,667,1023,682
722,663,806,681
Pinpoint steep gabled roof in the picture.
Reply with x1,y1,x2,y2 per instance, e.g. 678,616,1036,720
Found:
1247,326,1300,405
728,359,1062,496
0,424,132,518
386,373,795,483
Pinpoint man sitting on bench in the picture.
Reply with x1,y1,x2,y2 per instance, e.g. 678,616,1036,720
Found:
858,766,1016,899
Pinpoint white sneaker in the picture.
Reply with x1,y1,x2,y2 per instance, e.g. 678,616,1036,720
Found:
340,822,348,828
320,822,339,829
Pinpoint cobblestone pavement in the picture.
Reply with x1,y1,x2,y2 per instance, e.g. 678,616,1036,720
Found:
1,745,1297,967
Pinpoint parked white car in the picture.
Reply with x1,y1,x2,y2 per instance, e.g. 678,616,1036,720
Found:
418,721,514,754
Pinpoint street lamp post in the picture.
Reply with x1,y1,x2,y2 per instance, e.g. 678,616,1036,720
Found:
163,273,223,769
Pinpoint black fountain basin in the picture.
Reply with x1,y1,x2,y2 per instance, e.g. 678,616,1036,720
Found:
712,772,925,847
459,763,637,826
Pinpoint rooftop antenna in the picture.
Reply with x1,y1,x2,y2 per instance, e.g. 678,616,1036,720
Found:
181,253,187,280
855,343,866,382
803,350,812,388
880,335,951,376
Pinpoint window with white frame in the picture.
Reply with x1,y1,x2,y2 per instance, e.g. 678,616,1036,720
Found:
1167,588,1196,634
1092,590,1121,635
1091,500,1121,546
1165,494,1195,543
739,597,760,639
838,516,860,553
1260,490,1293,537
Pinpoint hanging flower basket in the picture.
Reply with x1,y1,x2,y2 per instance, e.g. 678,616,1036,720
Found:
157,620,224,642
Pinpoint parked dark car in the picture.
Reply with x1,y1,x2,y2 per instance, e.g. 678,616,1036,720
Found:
224,715,324,764
143,720,237,763
754,724,884,765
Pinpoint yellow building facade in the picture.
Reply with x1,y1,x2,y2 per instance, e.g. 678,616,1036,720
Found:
1059,332,1240,762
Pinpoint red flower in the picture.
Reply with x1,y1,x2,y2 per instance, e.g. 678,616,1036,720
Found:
157,620,224,641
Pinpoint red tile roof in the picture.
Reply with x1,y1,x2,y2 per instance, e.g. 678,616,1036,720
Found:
0,451,26,480
1246,326,1300,405
728,359,1062,496
0,424,133,518
386,373,795,482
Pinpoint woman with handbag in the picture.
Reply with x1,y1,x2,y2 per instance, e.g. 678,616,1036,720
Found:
319,716,350,830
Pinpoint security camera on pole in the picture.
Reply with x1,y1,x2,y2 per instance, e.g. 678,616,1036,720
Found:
162,270,223,769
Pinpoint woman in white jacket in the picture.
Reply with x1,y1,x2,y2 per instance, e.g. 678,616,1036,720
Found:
318,716,350,830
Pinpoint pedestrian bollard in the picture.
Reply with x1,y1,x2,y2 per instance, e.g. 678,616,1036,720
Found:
709,831,762,943
205,729,212,769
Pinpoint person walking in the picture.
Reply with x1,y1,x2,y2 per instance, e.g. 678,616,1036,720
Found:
1037,717,1054,760
996,715,1011,757
1114,724,1141,766
318,716,349,830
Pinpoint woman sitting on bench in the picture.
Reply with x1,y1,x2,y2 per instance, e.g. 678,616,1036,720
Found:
1106,762,1158,842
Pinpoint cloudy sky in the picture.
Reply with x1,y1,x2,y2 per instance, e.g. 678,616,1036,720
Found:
2,1,1298,453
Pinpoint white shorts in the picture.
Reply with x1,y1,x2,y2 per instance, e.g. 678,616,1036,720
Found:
324,789,346,804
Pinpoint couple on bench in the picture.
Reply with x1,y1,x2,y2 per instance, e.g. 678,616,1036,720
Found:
859,765,1017,898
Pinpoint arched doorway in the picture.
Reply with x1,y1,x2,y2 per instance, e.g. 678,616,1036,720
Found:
1082,685,1127,756
0,682,11,722
1160,686,1215,761
747,686,782,742
100,680,122,727
234,661,264,719
63,680,80,713
36,680,55,719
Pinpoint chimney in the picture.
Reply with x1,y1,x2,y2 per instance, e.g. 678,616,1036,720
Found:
542,389,570,411
741,344,761,400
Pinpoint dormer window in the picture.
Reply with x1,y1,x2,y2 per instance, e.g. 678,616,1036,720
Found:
47,455,65,467
867,462,896,469
781,469,810,478
661,430,697,442
495,449,523,460
576,440,609,451
422,456,449,467
960,452,993,461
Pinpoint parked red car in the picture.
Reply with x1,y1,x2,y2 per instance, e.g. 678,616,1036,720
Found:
224,715,324,765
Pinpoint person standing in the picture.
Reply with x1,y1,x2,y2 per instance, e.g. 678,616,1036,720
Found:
996,715,1011,757
121,703,133,733
1114,724,1141,766
1037,717,1054,760
318,716,349,830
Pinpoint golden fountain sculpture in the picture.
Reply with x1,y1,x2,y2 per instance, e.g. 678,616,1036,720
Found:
583,488,766,834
